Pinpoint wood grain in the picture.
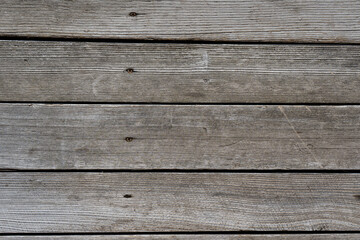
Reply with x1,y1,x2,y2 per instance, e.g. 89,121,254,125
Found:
1,104,360,170
0,1,360,43
1,41,360,103
1,235,360,239
0,173,359,232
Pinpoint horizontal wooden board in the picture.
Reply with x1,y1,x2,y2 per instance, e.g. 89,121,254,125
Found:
1,41,360,103
0,1,360,43
0,173,359,232
1,235,360,239
1,104,360,170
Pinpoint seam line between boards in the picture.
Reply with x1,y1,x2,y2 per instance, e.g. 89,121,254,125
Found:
1,36,360,45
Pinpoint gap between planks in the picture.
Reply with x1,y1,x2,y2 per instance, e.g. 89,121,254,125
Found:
3,36,360,45
0,233,360,239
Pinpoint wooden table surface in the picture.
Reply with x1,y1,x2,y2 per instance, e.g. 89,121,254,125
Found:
0,0,359,239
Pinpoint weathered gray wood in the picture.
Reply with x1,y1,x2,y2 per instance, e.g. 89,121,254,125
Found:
1,1,360,43
1,41,360,103
0,173,359,232
1,235,360,239
1,104,360,170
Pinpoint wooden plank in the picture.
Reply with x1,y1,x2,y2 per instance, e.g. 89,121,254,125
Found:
0,1,360,43
0,173,359,232
1,104,360,170
1,41,360,103
1,235,360,239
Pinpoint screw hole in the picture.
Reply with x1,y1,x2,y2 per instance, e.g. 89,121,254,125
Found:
123,194,132,198
126,68,134,73
129,12,137,17
125,137,134,142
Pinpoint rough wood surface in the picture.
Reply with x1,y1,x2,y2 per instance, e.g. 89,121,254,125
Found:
1,104,360,170
1,41,360,103
1,235,360,239
0,173,359,232
0,1,360,43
